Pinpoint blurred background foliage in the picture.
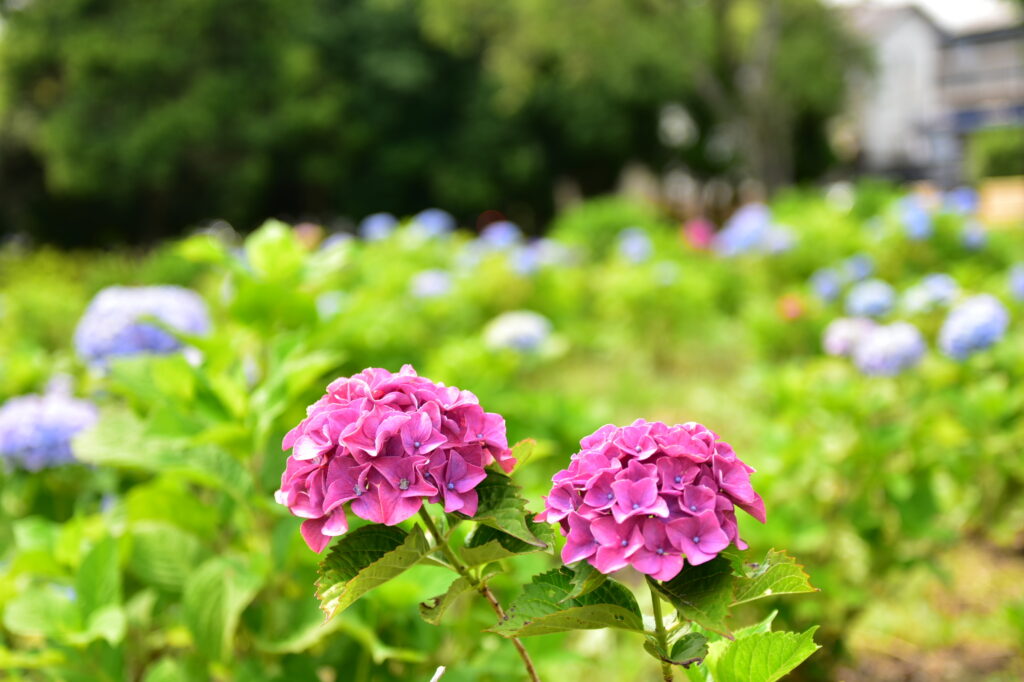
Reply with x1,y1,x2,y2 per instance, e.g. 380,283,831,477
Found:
0,0,864,245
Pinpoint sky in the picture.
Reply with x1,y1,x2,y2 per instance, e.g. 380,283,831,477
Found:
829,0,1021,31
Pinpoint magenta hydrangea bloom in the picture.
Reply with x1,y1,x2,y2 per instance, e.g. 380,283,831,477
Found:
537,420,764,582
276,365,515,552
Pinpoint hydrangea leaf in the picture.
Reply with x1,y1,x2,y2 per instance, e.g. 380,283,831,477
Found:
182,555,265,661
315,525,431,621
2,585,79,637
705,627,820,682
128,522,206,592
75,536,121,623
653,555,734,636
562,561,607,602
489,567,644,637
460,520,554,566
463,471,546,547
732,550,817,606
644,632,709,667
507,438,537,472
418,576,474,625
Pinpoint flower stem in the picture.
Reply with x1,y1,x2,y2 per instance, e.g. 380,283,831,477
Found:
647,577,674,682
417,507,541,682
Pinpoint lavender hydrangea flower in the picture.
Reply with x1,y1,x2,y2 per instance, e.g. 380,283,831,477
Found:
900,197,932,240
902,273,958,313
939,295,1009,360
945,186,978,215
359,213,398,241
74,286,210,366
822,317,876,357
0,387,97,471
853,322,926,376
617,227,653,263
961,220,987,250
479,221,523,249
537,420,764,581
412,209,456,238
842,254,874,282
1009,264,1024,302
845,279,895,318
810,268,842,302
483,310,552,353
713,203,771,256
410,269,452,299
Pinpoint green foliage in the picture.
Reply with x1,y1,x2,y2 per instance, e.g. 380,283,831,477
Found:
704,627,820,682
968,126,1024,180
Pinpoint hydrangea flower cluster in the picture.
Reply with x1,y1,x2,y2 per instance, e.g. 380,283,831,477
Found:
822,317,877,357
845,279,895,317
0,386,97,471
537,420,765,582
902,273,958,313
510,239,574,275
713,203,796,257
483,310,553,353
900,196,932,240
939,294,1009,360
276,366,516,553
359,213,398,241
412,208,456,238
1008,264,1024,302
479,221,523,249
74,286,210,366
617,227,653,263
853,322,926,376
810,268,842,302
410,269,453,299
842,254,874,282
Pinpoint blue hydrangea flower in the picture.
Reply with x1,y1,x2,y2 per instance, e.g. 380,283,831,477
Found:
900,197,932,240
74,286,211,366
822,317,876,357
359,213,398,241
0,388,97,471
961,220,987,250
853,322,926,376
845,279,895,317
810,268,843,302
483,310,552,353
410,269,452,299
713,203,771,256
617,227,653,263
510,239,574,275
902,273,958,313
479,221,523,249
842,254,874,282
1009,264,1024,302
945,186,978,215
320,232,354,250
412,209,456,238
939,294,1009,360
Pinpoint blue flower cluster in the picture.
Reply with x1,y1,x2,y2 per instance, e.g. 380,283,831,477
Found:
411,208,456,238
810,254,875,302
939,295,1009,360
853,322,926,376
616,227,653,263
410,269,453,299
483,310,552,353
74,286,211,366
0,389,97,471
902,273,958,313
712,203,795,256
845,279,895,317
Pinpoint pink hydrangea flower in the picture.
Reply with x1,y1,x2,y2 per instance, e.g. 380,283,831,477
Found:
276,365,515,552
537,420,764,582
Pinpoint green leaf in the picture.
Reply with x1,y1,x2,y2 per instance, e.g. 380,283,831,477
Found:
644,632,709,667
489,568,644,637
508,438,537,471
75,537,121,630
182,556,265,661
731,550,817,606
735,610,778,638
465,471,546,547
705,627,820,682
653,556,734,636
74,605,126,645
419,576,474,625
460,520,553,566
128,522,206,592
315,525,431,621
244,219,305,282
141,657,190,682
562,561,607,602
2,584,79,637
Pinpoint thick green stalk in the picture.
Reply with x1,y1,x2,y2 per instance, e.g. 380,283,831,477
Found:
417,507,541,682
647,577,674,682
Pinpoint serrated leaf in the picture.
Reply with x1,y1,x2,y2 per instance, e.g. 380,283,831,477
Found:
460,520,553,566
705,627,820,682
419,576,474,625
732,550,816,606
466,472,546,546
316,525,430,621
489,568,643,637
654,556,734,636
562,561,607,602
735,610,778,638
644,632,709,667
182,555,265,661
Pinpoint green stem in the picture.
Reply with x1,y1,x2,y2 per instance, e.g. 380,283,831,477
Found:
647,577,674,682
417,507,541,682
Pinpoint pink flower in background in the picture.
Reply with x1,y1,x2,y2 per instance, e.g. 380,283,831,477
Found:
276,365,515,552
683,217,715,250
537,420,764,582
